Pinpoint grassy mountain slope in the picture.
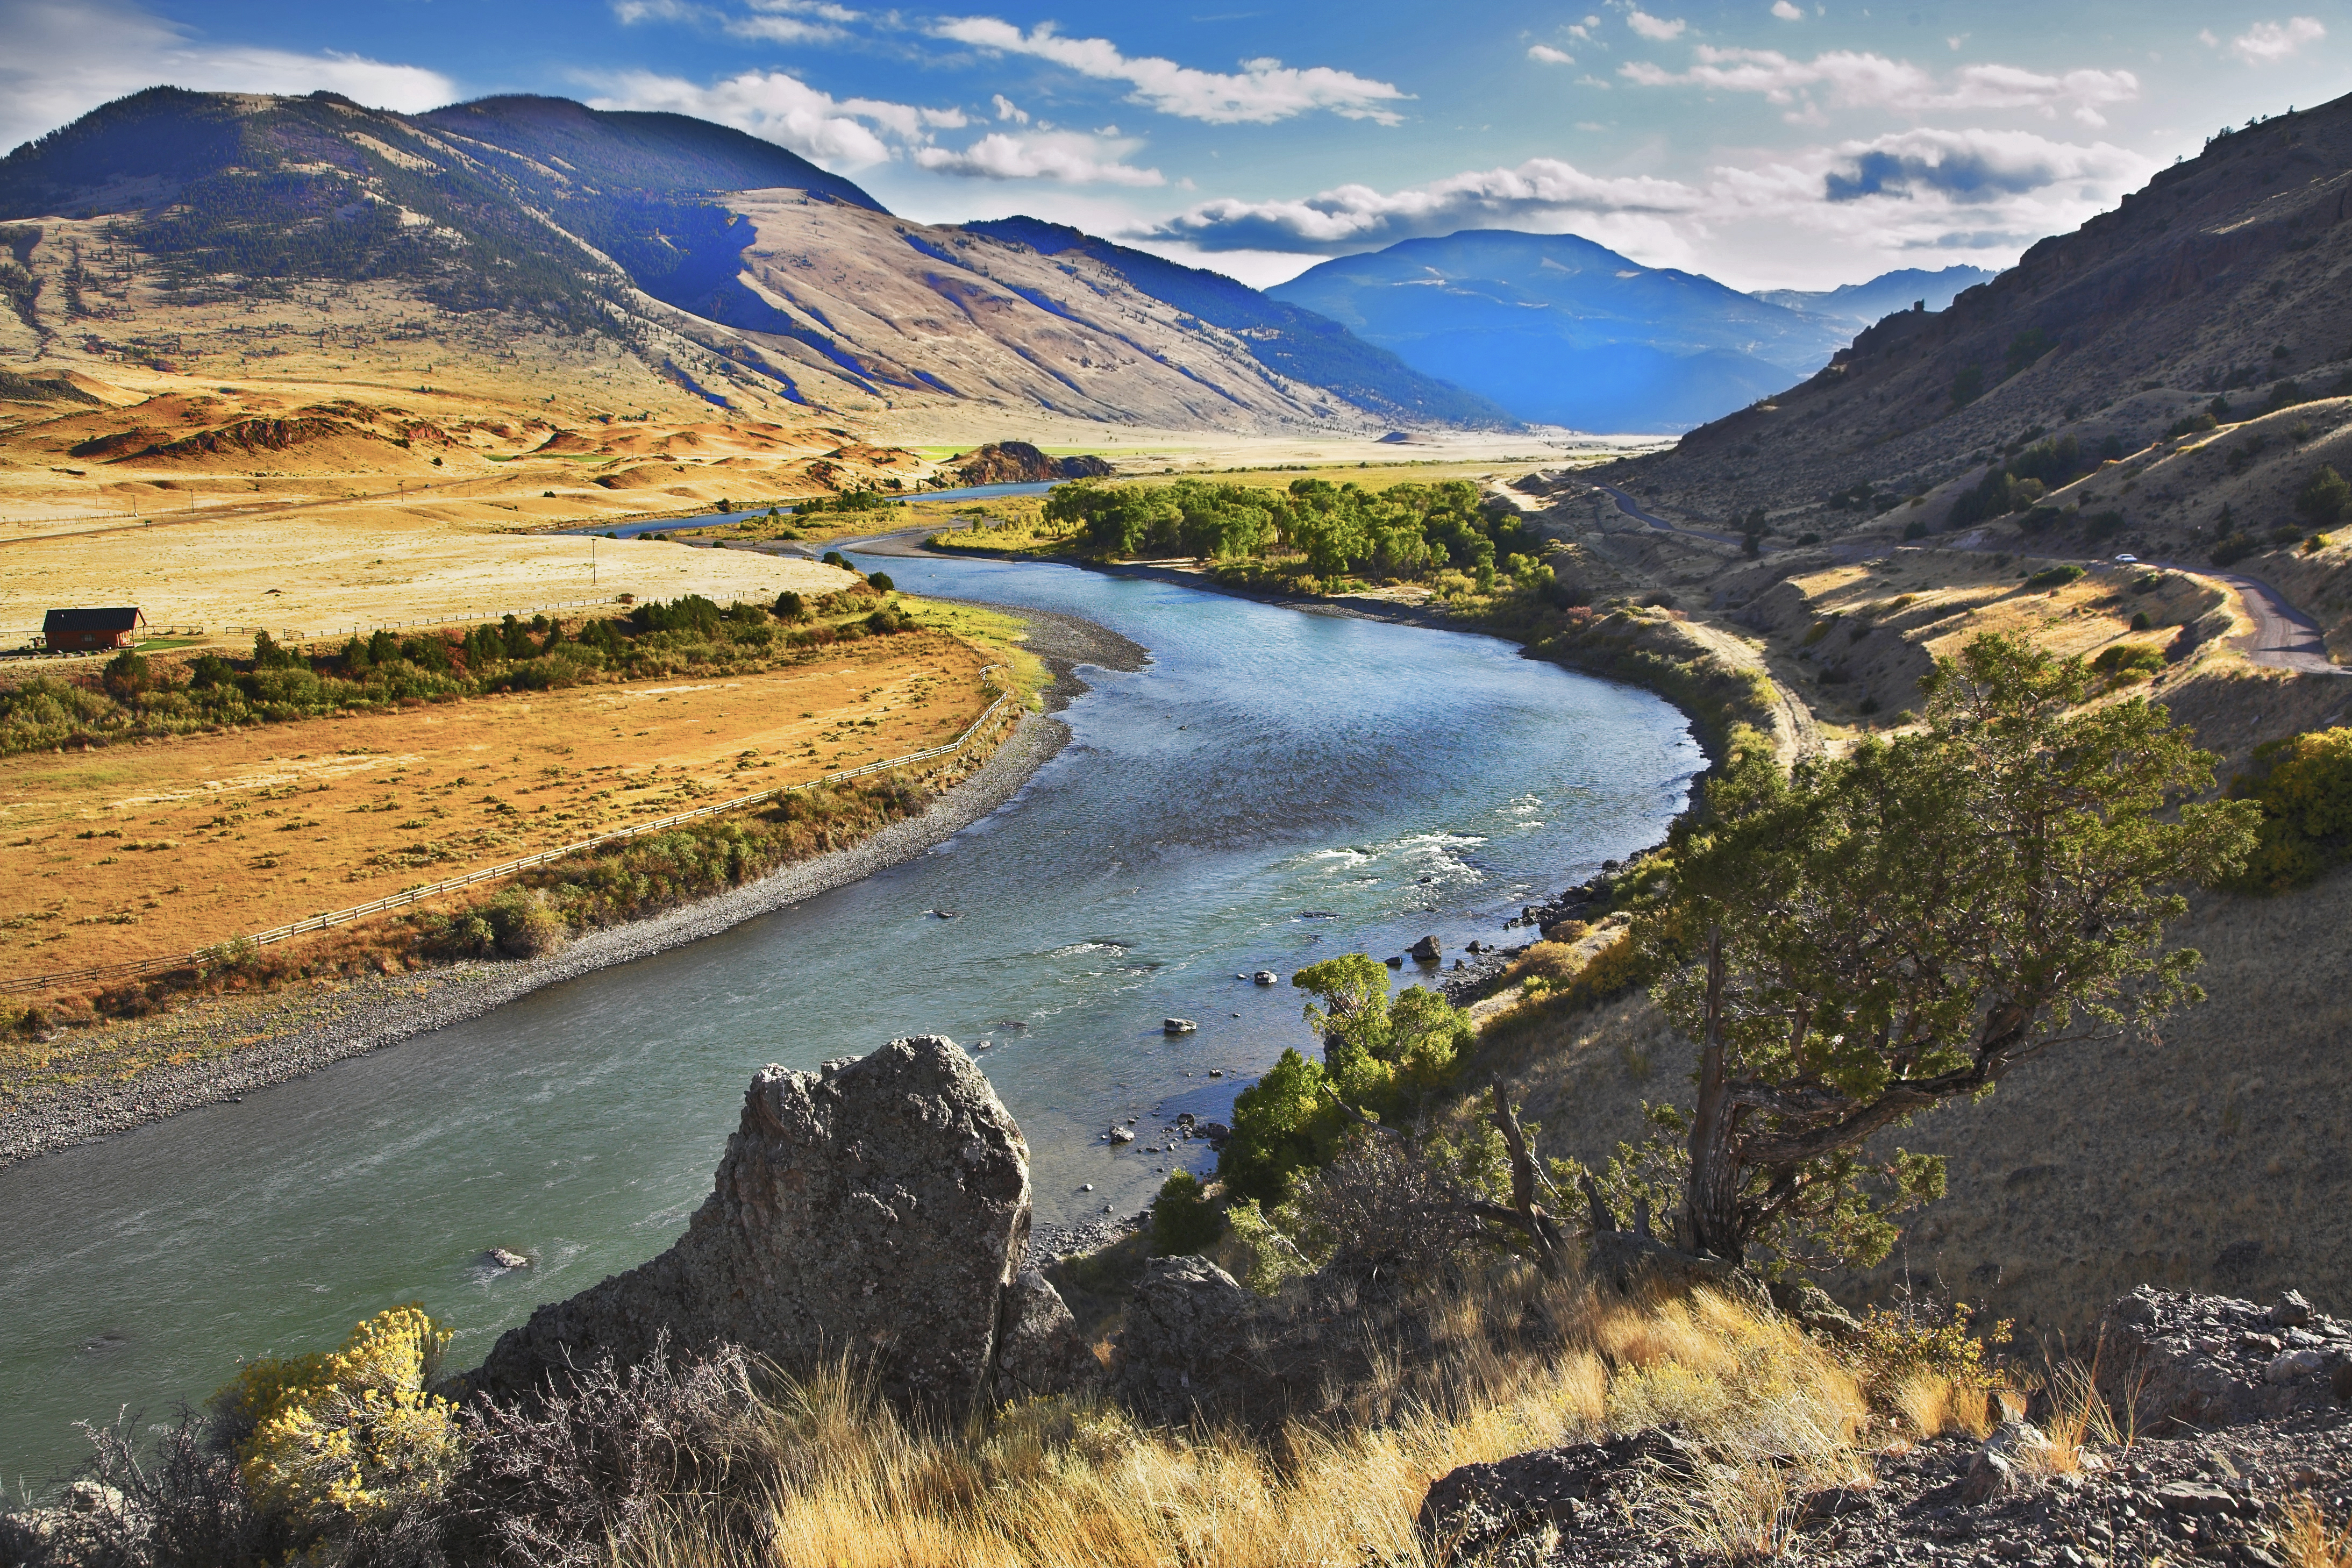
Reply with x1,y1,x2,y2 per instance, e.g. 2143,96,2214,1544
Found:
960,216,1516,429
1600,91,2352,553
0,90,1442,436
1268,229,1851,432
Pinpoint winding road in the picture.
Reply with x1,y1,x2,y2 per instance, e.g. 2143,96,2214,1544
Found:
1591,479,2344,677
2168,562,2346,674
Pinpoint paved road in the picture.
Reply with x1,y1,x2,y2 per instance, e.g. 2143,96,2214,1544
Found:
2150,559,2347,674
1588,481,1754,548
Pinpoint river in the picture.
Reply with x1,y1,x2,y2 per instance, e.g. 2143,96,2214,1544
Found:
0,552,1699,1484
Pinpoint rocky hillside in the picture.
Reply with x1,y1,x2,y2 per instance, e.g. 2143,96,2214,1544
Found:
0,89,1486,436
1597,90,2352,538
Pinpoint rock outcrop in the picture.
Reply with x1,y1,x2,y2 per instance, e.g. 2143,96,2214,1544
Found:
950,441,1114,484
1418,1429,1697,1555
2095,1284,2352,1429
471,1036,1044,1415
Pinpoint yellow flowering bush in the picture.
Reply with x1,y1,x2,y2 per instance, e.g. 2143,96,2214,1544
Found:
212,1304,464,1546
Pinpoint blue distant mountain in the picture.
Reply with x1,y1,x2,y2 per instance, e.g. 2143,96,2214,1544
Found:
1752,265,1996,332
1266,230,1855,433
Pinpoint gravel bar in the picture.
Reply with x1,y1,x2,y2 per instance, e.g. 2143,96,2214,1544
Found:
0,621,1135,1170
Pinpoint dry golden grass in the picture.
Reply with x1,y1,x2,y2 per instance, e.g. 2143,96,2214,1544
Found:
0,632,993,981
2274,1494,2352,1568
1887,1372,1994,1442
604,1277,1892,1568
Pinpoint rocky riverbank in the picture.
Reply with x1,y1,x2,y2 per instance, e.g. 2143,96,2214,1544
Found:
0,605,1148,1171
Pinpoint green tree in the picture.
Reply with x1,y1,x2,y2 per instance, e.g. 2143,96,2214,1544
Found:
1642,633,2259,1268
1218,1047,1346,1204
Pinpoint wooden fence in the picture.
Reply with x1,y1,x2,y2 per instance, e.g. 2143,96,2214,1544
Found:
0,680,1018,997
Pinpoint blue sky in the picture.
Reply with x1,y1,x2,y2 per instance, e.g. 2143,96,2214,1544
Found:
2,0,2344,290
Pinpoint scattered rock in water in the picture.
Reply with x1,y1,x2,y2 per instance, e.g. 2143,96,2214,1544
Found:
1408,935,1442,962
1163,1017,1197,1035
484,1247,530,1270
468,1036,1035,1415
1253,970,1278,986
1108,1126,1137,1144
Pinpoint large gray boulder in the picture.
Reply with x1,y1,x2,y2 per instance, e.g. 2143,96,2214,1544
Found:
994,1267,1095,1402
1115,1255,1262,1417
471,1036,1032,1415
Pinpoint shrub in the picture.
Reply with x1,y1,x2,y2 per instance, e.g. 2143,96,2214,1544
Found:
2023,565,2085,590
2211,533,2263,567
2091,642,2165,682
101,650,152,699
822,550,849,567
2298,465,2350,525
2308,533,2332,554
2130,611,2152,630
481,890,564,957
211,1305,461,1550
866,571,895,592
2226,726,2352,892
450,1338,759,1566
774,590,806,620
1151,1171,1225,1255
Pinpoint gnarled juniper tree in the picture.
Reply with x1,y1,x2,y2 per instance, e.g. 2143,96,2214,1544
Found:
1641,633,2257,1269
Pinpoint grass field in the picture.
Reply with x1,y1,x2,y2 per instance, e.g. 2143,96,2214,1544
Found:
0,621,1008,985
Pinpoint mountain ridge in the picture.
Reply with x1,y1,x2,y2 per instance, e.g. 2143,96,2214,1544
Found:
1268,228,1854,433
0,89,1483,436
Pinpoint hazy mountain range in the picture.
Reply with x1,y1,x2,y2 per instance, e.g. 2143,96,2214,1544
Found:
0,87,1995,436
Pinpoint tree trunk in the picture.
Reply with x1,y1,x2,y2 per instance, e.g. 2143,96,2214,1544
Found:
1489,1081,1567,1277
1680,924,1744,1261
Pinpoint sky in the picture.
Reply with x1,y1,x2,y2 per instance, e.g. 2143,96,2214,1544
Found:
1,0,2346,291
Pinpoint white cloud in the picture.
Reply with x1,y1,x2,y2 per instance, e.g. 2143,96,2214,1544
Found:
992,92,1029,123
612,0,858,42
2232,17,2326,65
2198,28,2219,48
1627,10,1687,41
583,67,961,168
1528,44,1577,66
933,16,1411,125
1622,46,2139,122
0,0,455,152
1151,125,2154,290
916,130,1163,186
1772,1,1804,18
1151,158,1707,253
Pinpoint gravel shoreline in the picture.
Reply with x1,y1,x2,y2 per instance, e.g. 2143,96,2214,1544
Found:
0,601,1146,1171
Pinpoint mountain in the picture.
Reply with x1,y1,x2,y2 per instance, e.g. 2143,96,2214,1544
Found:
0,89,1491,434
1752,265,1996,333
1597,89,2352,539
959,217,1513,428
1266,230,1852,433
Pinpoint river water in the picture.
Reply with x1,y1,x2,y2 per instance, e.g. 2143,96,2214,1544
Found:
0,554,1698,1484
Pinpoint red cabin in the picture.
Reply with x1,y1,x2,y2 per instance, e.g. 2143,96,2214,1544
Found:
41,607,146,652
